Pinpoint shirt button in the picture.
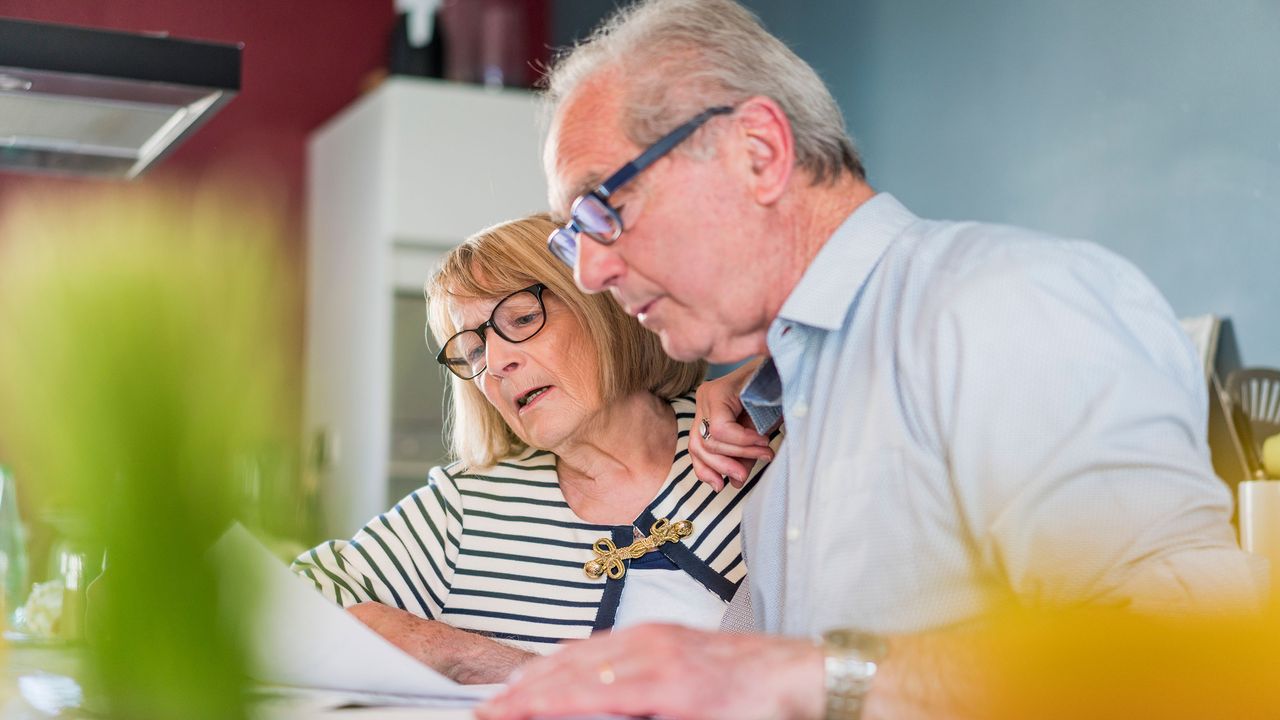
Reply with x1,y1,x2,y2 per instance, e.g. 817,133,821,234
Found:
787,526,801,542
791,402,808,418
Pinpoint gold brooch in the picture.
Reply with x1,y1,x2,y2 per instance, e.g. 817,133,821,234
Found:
583,518,693,580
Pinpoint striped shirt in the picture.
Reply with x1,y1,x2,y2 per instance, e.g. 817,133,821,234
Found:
292,395,781,654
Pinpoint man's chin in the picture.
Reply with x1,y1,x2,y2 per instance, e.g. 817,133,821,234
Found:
656,328,709,363
659,328,759,366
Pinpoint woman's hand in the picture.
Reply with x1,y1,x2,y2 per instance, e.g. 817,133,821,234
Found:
691,357,774,491
347,602,534,684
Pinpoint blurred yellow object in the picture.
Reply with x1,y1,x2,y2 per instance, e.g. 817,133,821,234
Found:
979,607,1280,719
872,605,1280,719
1264,433,1280,479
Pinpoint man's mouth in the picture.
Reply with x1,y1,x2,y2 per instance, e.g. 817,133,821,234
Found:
516,386,553,409
630,298,657,318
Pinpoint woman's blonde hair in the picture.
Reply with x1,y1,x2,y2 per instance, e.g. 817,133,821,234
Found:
425,213,705,469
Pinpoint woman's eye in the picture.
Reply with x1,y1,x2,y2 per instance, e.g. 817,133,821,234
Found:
512,312,542,327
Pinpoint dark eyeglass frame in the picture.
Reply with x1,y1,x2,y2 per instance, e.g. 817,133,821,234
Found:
547,105,735,267
435,283,548,380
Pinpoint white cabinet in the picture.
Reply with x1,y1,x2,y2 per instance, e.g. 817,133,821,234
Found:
305,77,547,537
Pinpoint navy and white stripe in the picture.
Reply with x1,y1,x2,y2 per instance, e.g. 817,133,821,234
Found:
293,395,782,653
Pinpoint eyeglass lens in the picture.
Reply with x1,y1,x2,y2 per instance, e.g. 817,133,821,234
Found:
574,194,622,242
548,229,578,267
552,195,623,266
442,288,546,378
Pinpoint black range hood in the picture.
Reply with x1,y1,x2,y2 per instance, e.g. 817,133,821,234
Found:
0,18,241,179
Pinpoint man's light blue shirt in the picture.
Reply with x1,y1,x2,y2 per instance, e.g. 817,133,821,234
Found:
734,193,1259,636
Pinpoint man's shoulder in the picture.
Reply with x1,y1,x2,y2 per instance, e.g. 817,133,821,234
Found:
866,217,1182,378
887,219,1141,311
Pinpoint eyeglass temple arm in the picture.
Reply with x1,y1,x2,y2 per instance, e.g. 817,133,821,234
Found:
596,106,734,198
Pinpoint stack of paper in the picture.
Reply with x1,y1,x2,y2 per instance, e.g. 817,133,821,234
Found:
212,524,502,708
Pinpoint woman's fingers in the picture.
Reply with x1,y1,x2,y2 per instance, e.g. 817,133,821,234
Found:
701,433,774,461
706,413,771,448
691,427,770,487
692,406,772,488
690,450,726,491
691,413,773,489
691,357,774,490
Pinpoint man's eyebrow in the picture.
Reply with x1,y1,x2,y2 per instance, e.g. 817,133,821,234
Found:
553,172,606,222
569,173,606,203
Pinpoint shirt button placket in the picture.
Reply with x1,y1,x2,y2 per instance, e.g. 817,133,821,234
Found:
775,323,813,633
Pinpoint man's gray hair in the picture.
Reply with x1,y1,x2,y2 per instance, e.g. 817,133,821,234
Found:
545,0,864,183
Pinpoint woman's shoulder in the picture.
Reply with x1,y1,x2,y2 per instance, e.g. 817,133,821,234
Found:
439,447,561,490
396,449,562,511
666,393,697,419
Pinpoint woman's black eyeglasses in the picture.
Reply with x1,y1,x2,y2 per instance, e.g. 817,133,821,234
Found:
435,283,548,380
547,105,734,268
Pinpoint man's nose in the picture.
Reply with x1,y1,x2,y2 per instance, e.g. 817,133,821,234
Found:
575,236,624,294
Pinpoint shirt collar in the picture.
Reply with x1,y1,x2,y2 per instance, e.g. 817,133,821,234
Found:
741,357,784,434
775,192,917,331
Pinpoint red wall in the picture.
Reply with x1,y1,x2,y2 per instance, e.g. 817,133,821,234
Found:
0,1,399,462
0,1,398,242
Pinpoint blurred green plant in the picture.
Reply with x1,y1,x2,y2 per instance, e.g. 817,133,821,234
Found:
0,186,293,719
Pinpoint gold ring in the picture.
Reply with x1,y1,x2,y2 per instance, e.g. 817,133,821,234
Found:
700,418,711,440
598,663,616,685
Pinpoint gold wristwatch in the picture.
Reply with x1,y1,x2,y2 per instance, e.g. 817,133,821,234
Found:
821,628,887,720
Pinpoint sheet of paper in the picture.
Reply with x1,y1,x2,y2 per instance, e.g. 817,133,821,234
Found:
252,689,477,719
212,523,501,703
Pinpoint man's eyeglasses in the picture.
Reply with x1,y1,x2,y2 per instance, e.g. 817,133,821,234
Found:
547,105,734,268
435,283,548,380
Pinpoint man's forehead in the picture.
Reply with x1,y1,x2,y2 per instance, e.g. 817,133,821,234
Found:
545,76,632,215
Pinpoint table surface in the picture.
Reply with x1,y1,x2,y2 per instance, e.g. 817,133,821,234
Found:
1,645,488,719
2,646,631,719
3,643,88,718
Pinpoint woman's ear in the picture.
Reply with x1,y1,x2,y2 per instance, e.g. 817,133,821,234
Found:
735,96,794,206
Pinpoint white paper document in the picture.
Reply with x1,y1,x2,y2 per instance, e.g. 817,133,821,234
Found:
212,524,502,706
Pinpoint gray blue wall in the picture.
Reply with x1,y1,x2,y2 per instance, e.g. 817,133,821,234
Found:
745,0,1280,365
554,0,1280,365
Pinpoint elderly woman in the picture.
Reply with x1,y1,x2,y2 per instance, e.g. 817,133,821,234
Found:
294,214,779,684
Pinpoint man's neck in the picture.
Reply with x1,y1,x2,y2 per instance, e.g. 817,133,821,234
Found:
705,174,877,362
793,176,877,266
756,174,877,345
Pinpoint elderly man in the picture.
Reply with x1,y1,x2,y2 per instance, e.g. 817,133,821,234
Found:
478,1,1261,718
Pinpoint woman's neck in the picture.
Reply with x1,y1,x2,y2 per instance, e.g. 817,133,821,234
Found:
553,392,676,525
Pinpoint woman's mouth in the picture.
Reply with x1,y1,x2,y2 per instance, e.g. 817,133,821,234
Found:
516,385,553,412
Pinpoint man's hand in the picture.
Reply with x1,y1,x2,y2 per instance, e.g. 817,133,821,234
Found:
476,623,824,720
347,602,533,685
691,357,773,491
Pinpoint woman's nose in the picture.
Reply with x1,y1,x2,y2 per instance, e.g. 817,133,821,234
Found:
483,332,524,377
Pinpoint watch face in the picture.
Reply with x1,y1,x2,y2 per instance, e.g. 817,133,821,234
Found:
823,630,884,720
824,629,888,662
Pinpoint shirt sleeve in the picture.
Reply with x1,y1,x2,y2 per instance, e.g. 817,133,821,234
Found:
290,465,464,618
921,242,1264,613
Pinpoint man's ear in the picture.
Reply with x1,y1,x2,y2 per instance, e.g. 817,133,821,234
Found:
736,96,794,206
